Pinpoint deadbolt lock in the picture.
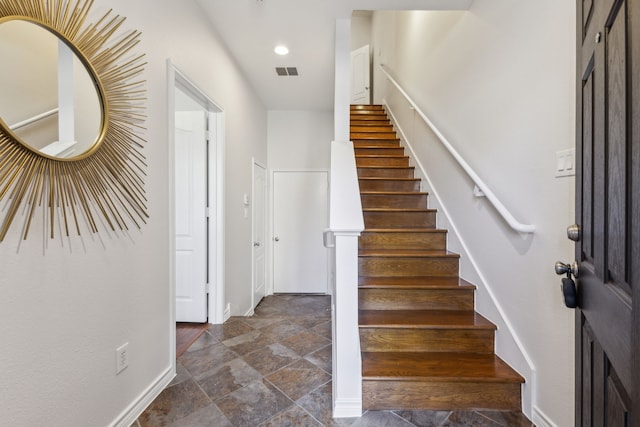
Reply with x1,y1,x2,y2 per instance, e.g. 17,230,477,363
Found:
567,224,581,242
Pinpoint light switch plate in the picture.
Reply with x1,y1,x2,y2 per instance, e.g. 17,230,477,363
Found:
556,148,575,177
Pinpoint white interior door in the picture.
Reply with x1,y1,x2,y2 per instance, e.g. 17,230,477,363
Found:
252,161,267,309
350,44,371,104
273,171,328,294
174,92,207,322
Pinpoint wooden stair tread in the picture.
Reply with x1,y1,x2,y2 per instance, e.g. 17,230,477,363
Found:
359,276,476,289
359,310,495,330
361,191,427,195
362,352,525,383
355,145,402,149
352,138,400,142
359,177,419,180
356,154,408,158
363,228,446,233
358,165,413,169
359,249,460,258
363,208,435,212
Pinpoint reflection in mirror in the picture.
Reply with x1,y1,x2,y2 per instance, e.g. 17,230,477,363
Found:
0,19,102,159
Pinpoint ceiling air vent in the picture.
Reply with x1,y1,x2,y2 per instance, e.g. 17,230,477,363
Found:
275,67,299,76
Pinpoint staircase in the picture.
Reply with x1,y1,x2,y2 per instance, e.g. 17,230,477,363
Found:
351,104,524,411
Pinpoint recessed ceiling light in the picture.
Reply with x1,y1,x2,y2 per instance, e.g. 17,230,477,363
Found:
274,45,289,56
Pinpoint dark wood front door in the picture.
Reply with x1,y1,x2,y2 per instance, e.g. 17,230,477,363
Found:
575,0,640,425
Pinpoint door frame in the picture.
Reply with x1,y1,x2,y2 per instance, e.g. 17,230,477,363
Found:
168,61,226,352
251,159,267,311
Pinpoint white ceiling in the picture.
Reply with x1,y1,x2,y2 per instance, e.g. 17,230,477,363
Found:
194,0,473,111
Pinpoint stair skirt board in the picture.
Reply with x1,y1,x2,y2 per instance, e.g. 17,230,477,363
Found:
351,104,524,412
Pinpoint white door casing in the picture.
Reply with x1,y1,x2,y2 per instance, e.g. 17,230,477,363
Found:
273,170,329,294
174,105,207,322
252,160,267,309
350,44,371,104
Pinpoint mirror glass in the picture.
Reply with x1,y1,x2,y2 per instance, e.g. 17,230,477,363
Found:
0,19,103,159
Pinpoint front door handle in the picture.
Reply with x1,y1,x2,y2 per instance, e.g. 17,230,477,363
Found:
555,260,579,278
555,260,580,309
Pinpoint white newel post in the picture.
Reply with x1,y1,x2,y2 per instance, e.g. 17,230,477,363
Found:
328,140,364,418
331,231,363,417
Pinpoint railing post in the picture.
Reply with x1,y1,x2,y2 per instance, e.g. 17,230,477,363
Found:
331,232,362,417
328,140,364,418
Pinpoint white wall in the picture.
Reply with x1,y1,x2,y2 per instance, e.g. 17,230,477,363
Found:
267,111,332,170
350,12,372,51
267,110,333,295
372,3,575,426
0,0,266,425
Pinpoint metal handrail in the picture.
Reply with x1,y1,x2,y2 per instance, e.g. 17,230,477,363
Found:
9,108,59,131
380,64,535,234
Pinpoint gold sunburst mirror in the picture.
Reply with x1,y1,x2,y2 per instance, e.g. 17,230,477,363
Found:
0,0,147,242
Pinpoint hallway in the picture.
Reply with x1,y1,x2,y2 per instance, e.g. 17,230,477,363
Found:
134,295,533,426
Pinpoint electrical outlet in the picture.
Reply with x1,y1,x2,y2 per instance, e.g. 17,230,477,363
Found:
116,343,129,375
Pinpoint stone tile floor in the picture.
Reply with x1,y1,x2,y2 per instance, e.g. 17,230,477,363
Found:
133,295,534,426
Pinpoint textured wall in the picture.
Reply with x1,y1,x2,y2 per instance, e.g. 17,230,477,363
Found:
0,0,266,425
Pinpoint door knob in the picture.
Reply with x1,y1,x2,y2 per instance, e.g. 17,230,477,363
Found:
555,260,579,278
254,242,261,247
555,261,580,309
567,224,581,242
274,237,280,242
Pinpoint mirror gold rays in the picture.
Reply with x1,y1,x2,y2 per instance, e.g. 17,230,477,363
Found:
0,0,147,242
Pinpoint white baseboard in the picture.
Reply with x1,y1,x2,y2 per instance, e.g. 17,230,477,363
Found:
333,398,362,418
224,303,231,321
532,406,556,427
109,366,175,427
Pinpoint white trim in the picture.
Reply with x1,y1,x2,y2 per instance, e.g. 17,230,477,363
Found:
332,398,363,418
210,110,226,325
251,158,267,310
166,62,178,394
384,100,537,417
108,366,174,427
532,406,557,427
223,303,232,322
168,58,226,329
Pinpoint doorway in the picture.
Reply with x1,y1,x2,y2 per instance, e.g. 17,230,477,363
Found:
350,44,371,104
272,170,329,294
169,61,226,360
174,88,207,323
252,160,267,310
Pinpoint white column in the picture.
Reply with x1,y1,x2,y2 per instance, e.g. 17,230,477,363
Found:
58,40,74,144
332,232,363,417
